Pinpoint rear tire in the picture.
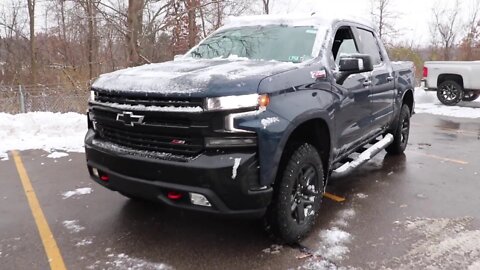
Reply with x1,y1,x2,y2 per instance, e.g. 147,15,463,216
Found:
265,143,324,244
386,105,411,155
437,80,464,106
463,91,480,102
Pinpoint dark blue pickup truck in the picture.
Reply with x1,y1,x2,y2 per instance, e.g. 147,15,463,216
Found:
85,15,415,243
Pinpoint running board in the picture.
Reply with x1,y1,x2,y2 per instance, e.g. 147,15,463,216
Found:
332,134,394,178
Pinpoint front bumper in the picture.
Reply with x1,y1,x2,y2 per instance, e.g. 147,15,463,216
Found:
85,130,272,217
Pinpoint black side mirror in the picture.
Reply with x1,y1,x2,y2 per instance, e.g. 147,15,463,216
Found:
336,54,373,85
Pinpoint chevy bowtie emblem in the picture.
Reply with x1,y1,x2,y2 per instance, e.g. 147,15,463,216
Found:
116,112,145,126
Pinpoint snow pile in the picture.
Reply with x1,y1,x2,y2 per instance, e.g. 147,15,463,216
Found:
302,209,356,269
87,253,172,270
62,220,85,233
47,152,69,159
0,112,86,161
62,187,93,199
388,217,480,269
414,88,480,118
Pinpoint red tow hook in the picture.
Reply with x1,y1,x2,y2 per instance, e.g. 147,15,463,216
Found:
167,191,183,200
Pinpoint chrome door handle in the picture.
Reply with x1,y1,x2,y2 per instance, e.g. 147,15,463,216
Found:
363,80,372,86
387,76,394,82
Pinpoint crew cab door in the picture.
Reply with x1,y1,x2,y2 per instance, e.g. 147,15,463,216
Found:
330,26,373,157
356,28,395,132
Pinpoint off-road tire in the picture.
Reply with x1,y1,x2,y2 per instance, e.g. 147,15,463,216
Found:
386,105,411,155
265,143,324,244
463,91,480,102
437,80,464,106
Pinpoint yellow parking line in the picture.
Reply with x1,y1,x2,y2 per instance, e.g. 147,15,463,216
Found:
324,192,346,202
411,151,469,165
11,151,67,270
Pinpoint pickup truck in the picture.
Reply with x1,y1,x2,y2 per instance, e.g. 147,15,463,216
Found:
422,61,480,105
85,15,415,243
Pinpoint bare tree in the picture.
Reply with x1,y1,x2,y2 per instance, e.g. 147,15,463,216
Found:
370,0,398,44
430,0,461,60
459,0,480,60
126,0,145,66
27,0,36,83
262,0,270,14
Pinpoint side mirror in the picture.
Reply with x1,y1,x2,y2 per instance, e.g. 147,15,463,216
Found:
336,54,373,85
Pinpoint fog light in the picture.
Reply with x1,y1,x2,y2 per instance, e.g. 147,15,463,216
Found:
92,167,99,177
189,193,211,207
205,137,257,148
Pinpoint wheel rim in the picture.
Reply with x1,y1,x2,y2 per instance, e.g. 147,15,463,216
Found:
440,83,459,101
400,113,410,146
290,164,319,225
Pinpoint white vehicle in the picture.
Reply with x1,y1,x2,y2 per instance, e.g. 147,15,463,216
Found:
422,61,480,105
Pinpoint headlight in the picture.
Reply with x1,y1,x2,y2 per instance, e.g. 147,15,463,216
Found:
90,90,96,102
205,94,269,111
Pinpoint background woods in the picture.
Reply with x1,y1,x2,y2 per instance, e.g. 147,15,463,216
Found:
1,0,480,88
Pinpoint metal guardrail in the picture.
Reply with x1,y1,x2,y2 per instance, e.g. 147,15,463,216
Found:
0,84,90,114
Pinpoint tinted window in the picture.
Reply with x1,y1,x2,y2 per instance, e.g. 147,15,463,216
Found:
189,26,318,63
332,27,359,62
357,29,382,65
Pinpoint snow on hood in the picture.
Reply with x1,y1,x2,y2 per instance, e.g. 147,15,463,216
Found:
92,58,299,97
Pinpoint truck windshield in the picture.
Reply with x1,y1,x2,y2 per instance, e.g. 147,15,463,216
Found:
188,25,318,63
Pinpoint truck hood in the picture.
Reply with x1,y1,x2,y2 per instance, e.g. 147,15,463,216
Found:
92,58,299,97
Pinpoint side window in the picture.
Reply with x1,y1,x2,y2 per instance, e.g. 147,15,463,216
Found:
332,27,359,65
357,29,383,65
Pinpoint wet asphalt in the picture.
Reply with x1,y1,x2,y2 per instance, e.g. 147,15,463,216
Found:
0,112,479,270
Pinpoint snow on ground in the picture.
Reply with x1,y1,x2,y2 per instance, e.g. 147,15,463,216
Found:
87,253,172,270
387,217,480,269
47,151,69,159
62,220,85,233
0,112,86,161
62,187,93,199
302,209,356,269
414,88,480,118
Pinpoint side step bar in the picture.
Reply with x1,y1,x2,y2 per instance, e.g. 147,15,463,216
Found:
332,134,394,178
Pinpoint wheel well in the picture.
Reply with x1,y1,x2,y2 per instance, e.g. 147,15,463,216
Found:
403,90,414,114
438,74,464,89
281,119,331,180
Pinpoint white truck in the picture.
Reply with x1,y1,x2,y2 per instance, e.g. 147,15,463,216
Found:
422,61,480,105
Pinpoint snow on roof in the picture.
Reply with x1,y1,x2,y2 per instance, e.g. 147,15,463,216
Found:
221,13,373,30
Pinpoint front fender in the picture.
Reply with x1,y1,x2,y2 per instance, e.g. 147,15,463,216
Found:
236,90,335,186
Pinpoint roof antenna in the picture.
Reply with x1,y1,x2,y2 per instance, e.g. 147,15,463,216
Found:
311,12,316,16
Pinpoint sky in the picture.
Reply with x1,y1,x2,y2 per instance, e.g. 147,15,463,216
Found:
268,0,476,46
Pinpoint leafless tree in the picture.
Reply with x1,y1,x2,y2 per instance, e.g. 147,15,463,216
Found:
370,0,398,44
27,0,36,83
430,0,461,60
262,0,270,14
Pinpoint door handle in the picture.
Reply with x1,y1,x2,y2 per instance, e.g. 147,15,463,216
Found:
363,80,372,87
387,76,394,82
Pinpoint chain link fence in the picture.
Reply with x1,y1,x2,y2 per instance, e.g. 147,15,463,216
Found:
0,83,90,114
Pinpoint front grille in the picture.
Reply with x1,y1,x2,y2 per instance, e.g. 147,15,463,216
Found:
95,91,204,108
96,124,204,157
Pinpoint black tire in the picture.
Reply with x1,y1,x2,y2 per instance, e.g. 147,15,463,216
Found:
437,80,464,106
463,91,480,102
265,143,324,244
386,105,411,155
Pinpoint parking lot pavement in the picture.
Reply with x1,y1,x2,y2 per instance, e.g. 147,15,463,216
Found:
1,113,479,270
